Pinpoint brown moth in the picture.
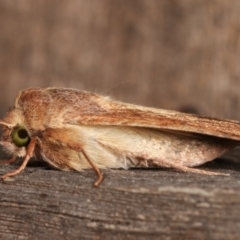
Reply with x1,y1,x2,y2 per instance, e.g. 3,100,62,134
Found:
0,87,240,186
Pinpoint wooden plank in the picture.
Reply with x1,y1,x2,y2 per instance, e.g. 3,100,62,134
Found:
0,149,240,240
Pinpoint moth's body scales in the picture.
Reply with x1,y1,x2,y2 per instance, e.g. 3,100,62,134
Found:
1,87,240,185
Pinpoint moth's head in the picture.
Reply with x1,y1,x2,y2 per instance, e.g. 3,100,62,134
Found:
0,109,30,158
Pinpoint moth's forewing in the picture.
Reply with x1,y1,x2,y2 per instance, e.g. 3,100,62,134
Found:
15,87,240,141
67,101,240,141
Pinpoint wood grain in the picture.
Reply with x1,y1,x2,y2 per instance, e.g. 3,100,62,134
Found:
0,148,240,240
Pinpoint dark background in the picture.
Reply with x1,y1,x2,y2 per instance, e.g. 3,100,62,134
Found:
1,0,240,119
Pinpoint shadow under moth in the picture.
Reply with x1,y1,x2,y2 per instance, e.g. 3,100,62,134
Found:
0,87,240,186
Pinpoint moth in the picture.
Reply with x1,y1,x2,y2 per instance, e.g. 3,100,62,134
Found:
0,87,240,186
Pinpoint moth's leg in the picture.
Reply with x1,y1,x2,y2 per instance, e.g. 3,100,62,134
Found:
81,149,103,186
1,138,37,180
153,160,229,176
0,156,17,164
171,164,229,176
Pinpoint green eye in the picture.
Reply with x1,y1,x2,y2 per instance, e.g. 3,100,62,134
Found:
11,126,30,147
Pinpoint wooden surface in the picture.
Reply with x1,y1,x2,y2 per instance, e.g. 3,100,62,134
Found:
0,148,240,240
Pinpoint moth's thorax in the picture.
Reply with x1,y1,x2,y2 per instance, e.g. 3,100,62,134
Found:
14,88,73,130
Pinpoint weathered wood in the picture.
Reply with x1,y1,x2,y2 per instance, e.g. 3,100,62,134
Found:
0,149,240,240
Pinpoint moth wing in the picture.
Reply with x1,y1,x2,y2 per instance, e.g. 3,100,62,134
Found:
15,87,240,141
61,91,240,141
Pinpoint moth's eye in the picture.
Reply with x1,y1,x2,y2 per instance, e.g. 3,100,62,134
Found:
11,126,30,147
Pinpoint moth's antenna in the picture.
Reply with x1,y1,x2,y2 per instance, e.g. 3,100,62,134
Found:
0,121,13,128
